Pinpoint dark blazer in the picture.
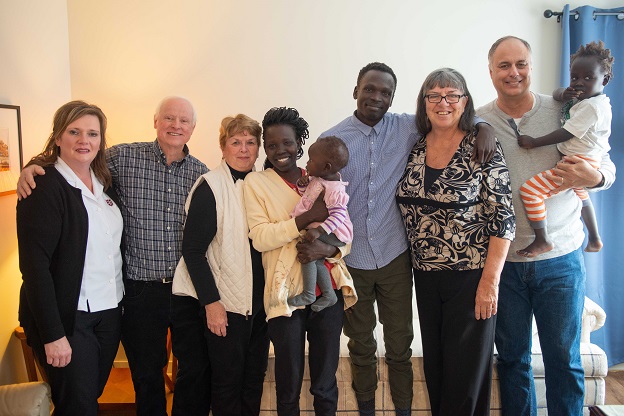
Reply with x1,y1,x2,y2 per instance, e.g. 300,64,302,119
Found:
17,166,122,344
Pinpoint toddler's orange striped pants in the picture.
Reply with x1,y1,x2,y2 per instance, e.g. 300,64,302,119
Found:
520,154,599,229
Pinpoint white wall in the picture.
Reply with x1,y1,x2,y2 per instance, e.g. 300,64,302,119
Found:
65,0,623,171
0,0,72,385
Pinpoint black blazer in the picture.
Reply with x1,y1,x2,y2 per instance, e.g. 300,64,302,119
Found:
17,166,122,344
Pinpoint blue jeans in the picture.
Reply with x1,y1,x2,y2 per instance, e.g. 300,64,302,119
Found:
495,248,586,416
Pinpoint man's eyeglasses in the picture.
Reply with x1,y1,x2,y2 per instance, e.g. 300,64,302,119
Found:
424,94,466,104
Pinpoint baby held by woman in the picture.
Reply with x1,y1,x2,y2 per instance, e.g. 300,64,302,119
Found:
289,136,353,311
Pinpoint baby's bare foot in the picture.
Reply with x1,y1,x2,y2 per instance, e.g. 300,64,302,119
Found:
516,240,555,258
584,239,603,253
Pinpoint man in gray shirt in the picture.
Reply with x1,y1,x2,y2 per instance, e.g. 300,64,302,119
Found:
476,36,615,415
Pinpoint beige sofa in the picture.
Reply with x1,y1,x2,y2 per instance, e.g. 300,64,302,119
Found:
0,382,51,416
260,296,608,415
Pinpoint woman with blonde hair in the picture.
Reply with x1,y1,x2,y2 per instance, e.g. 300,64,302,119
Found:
18,100,124,415
172,114,269,415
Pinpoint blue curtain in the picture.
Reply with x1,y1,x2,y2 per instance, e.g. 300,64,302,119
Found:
559,4,624,367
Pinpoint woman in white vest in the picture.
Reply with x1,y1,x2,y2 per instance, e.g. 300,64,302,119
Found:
171,114,269,415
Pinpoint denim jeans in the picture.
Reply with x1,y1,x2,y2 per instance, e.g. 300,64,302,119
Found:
495,248,586,416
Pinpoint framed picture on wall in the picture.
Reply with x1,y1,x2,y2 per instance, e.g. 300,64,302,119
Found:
0,104,23,196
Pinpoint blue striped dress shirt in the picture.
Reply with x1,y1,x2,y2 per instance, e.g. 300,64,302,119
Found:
322,112,420,270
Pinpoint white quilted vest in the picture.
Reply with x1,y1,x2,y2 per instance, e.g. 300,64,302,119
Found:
172,160,253,316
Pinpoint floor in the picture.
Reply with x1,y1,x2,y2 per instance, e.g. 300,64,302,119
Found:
97,370,624,415
96,368,173,416
605,370,624,405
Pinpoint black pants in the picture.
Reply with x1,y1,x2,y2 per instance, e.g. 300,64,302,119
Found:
414,268,496,416
269,290,344,416
27,306,121,416
171,294,270,416
121,280,171,416
170,294,212,416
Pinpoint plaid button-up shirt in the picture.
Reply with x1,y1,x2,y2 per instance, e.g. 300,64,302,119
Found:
107,140,208,281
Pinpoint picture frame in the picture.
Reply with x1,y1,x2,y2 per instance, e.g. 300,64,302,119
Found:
0,104,23,196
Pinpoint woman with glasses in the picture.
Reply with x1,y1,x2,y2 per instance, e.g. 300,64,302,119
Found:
395,68,515,416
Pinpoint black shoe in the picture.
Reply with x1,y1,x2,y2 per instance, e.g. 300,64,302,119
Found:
357,398,375,416
395,407,411,416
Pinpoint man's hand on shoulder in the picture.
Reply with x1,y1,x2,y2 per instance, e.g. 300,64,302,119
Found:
17,165,46,200
473,123,496,163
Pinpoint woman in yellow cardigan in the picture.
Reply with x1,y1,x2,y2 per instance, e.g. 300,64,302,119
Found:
244,107,356,415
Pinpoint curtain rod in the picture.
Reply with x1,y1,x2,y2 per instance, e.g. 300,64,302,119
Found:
544,9,624,22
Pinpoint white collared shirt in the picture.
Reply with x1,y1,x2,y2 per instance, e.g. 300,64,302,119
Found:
55,157,124,312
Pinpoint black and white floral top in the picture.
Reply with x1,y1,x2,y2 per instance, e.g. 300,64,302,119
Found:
396,131,515,271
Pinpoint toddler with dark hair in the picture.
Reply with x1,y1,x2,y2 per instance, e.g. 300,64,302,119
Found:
289,136,353,311
516,40,613,257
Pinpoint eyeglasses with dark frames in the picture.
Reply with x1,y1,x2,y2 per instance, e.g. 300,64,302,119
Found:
424,94,466,104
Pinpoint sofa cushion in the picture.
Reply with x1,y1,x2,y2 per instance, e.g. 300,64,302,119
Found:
0,382,51,416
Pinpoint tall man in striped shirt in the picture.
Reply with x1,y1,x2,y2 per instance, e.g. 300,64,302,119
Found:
18,96,209,416
321,63,415,415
